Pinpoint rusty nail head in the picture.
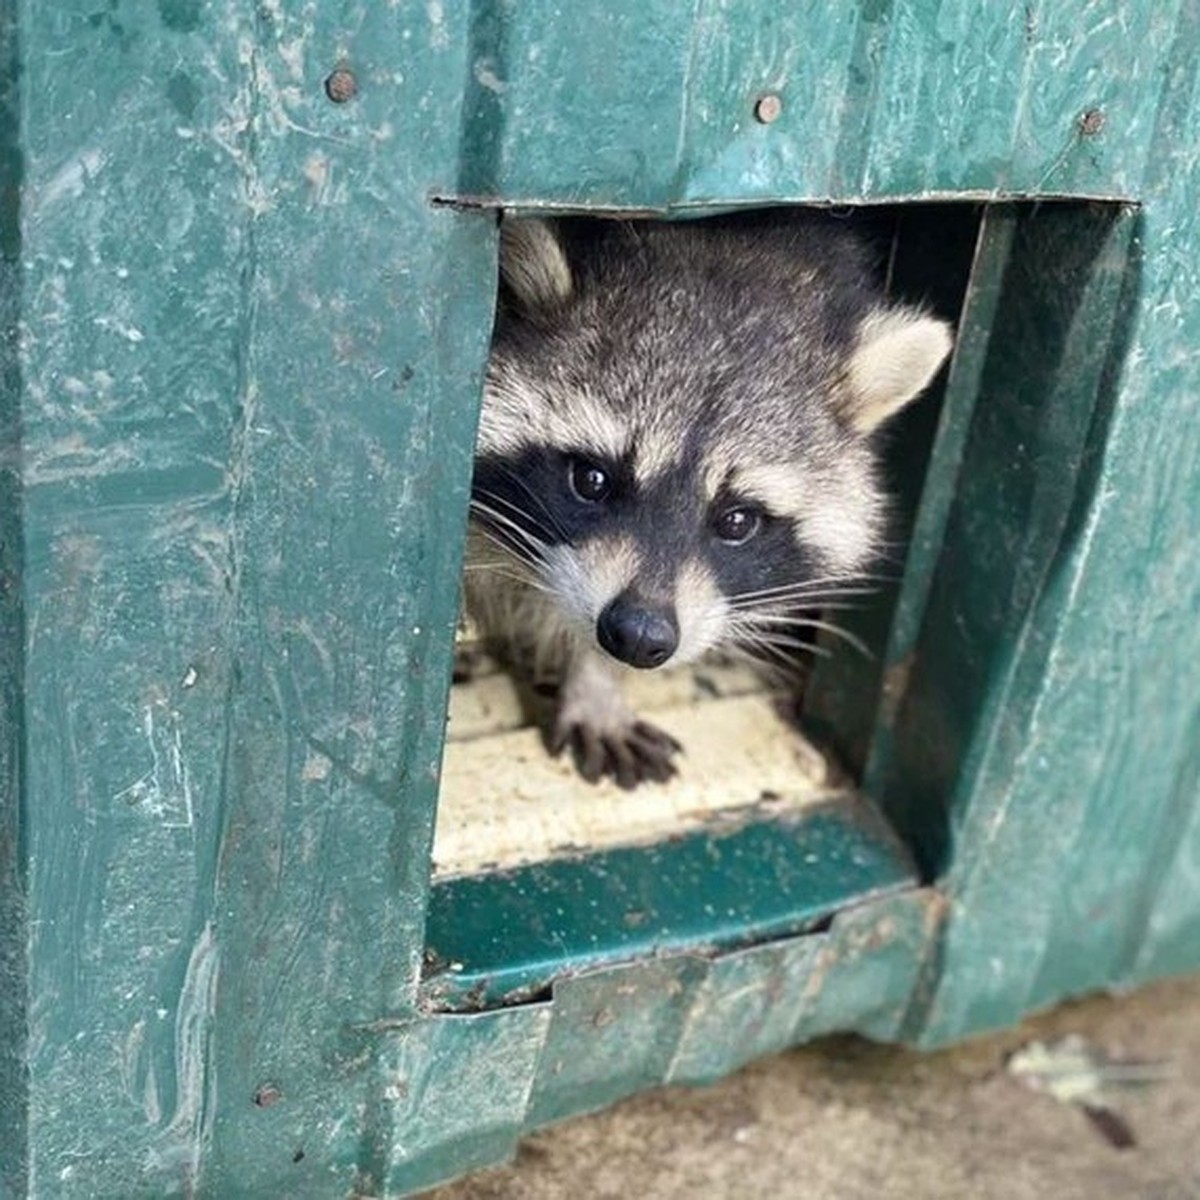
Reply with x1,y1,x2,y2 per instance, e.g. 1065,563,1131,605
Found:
254,1084,282,1108
1079,108,1105,136
325,68,358,104
754,93,783,124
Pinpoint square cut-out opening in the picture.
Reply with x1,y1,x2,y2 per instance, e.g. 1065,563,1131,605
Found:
434,202,976,875
422,198,1134,1009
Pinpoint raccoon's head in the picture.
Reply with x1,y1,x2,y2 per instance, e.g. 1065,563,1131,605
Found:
472,214,953,672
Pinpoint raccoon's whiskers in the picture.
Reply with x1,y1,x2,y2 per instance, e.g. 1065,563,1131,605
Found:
469,523,543,574
725,572,894,609
745,631,836,659
471,489,559,546
731,631,832,671
730,612,873,659
469,496,549,549
789,619,873,659
484,467,571,542
728,571,868,599
462,561,555,596
468,500,551,572
726,587,878,612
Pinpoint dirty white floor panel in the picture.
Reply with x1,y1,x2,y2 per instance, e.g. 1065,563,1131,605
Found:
434,656,833,877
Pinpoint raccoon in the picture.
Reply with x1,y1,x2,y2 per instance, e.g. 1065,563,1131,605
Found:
465,210,952,789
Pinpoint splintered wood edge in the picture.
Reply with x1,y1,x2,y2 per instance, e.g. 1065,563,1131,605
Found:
434,686,839,879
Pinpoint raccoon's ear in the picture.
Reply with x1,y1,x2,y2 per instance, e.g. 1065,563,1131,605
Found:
842,307,954,435
499,218,573,313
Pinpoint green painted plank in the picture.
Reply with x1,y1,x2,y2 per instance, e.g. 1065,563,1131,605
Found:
795,890,940,1044
448,0,1186,209
847,205,1019,860
8,0,494,1193
1129,709,1200,984
676,1,862,204
909,5,1200,1040
869,207,1016,706
866,200,1137,904
0,1,25,1191
455,2,691,206
855,1,1181,199
525,956,708,1129
1016,7,1200,1010
813,1,1032,199
390,892,938,1194
668,890,938,1086
372,1006,552,1198
15,1,259,1190
1005,2,1182,198
423,801,917,1010
192,4,495,1196
1110,2,1200,992
666,935,824,1086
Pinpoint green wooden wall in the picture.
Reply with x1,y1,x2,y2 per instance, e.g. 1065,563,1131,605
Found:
2,2,1199,1195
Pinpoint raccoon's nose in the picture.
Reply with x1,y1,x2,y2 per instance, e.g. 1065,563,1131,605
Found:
596,594,679,669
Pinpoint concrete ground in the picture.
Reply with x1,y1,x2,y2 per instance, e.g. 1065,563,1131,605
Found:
428,975,1200,1199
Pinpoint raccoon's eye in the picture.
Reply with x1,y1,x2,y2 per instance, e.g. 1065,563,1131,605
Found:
713,506,762,545
568,458,612,503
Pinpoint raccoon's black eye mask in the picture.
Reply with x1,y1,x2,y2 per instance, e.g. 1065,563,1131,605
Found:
472,447,631,548
561,453,769,549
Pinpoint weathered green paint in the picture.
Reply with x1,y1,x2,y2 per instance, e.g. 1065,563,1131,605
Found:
914,207,1200,1036
0,3,26,1192
364,1005,552,1199
3,0,1200,1195
382,888,936,1194
5,1,494,1193
424,802,916,1009
450,1,1181,211
668,891,939,1086
524,956,707,1129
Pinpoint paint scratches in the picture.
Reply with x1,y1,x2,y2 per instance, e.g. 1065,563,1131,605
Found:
146,923,220,1178
113,705,195,829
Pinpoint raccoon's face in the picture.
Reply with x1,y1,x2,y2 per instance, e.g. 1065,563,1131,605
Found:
471,215,953,672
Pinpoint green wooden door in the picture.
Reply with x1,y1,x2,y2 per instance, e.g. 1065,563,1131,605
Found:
3,2,1199,1195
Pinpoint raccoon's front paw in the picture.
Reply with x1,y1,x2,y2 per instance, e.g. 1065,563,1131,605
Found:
549,714,682,790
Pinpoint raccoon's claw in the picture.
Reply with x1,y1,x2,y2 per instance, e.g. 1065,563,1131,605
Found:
551,718,682,789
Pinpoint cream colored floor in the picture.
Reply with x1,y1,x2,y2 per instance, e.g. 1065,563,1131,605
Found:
435,654,834,877
428,975,1200,1199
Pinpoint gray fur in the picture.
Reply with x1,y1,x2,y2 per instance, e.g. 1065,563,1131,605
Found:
465,211,953,788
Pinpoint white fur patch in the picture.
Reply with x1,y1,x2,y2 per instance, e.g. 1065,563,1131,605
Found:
556,650,636,735
674,559,730,664
633,423,685,486
844,307,953,435
700,448,737,503
477,374,629,462
791,495,881,574
543,536,640,632
729,463,808,518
